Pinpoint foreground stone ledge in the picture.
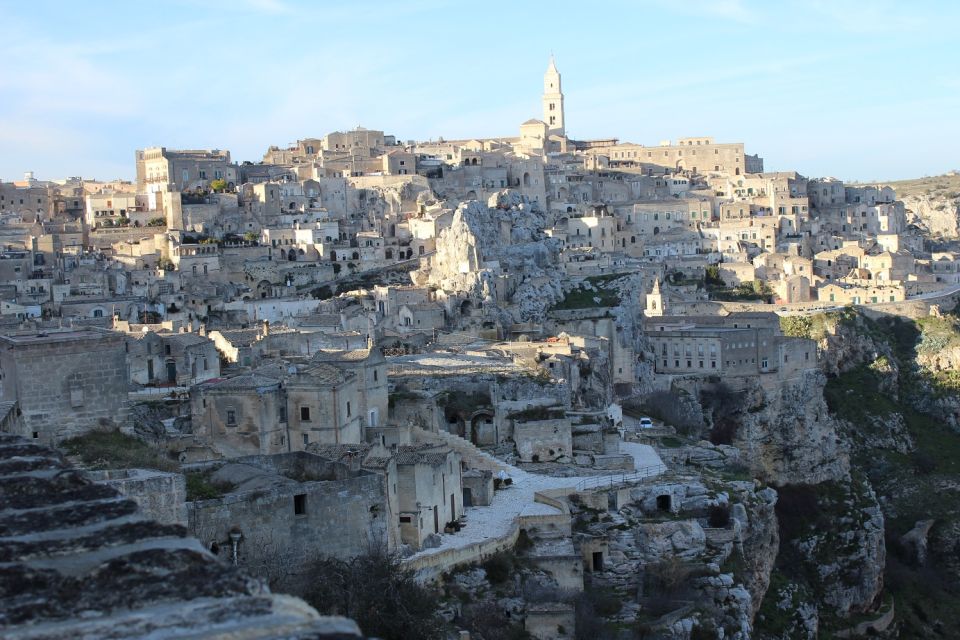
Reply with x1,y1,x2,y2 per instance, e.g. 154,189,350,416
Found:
0,435,366,639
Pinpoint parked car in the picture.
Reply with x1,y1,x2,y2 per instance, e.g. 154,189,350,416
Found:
638,417,654,429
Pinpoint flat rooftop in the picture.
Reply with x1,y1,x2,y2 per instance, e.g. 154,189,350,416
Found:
0,328,115,345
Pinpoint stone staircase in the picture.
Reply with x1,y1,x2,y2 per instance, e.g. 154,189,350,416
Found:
413,427,512,474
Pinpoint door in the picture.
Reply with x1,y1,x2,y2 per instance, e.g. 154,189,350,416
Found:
463,488,473,508
147,359,154,382
433,506,439,533
166,361,177,384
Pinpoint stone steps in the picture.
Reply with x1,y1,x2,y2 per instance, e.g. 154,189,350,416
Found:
413,427,512,474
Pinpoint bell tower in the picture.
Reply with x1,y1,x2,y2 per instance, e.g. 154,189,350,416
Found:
542,55,565,137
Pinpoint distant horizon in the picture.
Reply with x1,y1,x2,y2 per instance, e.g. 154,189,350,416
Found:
2,0,958,184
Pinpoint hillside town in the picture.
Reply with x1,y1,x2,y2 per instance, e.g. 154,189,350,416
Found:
4,58,960,640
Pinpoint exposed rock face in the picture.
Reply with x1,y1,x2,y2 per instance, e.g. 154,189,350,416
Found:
903,192,960,238
413,192,564,323
573,476,778,639
737,485,780,618
899,518,936,565
675,373,849,486
736,372,849,485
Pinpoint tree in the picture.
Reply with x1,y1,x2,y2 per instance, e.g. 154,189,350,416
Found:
304,547,444,640
210,178,228,193
243,231,259,243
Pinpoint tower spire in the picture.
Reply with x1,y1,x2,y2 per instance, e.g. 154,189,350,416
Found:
542,55,565,137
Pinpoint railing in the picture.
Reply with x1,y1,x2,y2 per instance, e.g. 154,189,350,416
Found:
575,463,667,492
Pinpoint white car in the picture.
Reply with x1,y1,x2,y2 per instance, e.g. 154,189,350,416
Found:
638,417,654,429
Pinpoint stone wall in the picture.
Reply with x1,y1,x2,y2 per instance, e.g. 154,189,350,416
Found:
87,468,187,526
186,455,387,594
515,418,572,462
0,329,130,443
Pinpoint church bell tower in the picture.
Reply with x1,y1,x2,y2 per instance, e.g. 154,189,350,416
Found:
542,55,565,137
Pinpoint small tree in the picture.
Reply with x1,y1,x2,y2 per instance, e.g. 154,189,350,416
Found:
305,547,443,640
210,178,228,193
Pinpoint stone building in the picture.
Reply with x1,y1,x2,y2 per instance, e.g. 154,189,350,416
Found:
125,330,221,387
311,345,388,431
586,137,748,176
136,147,238,193
0,328,128,443
644,312,816,377
186,451,388,593
394,444,463,549
190,360,365,457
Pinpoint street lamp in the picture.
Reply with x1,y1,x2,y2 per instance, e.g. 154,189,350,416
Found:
229,528,243,566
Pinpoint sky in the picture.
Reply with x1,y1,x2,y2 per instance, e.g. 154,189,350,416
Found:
0,0,958,183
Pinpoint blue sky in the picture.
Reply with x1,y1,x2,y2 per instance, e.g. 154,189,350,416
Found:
1,0,958,183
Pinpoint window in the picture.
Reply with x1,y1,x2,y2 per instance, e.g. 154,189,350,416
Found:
302,433,309,446
279,405,287,423
300,406,311,421
399,515,412,523
294,494,306,515
373,369,378,382
346,401,351,417
226,410,236,426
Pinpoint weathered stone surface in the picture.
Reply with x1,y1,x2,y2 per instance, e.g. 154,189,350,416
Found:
0,436,367,639
900,518,936,566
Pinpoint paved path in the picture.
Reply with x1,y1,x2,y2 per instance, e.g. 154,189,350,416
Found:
407,441,663,561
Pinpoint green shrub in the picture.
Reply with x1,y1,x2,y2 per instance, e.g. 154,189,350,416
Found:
60,429,178,472
185,471,234,501
482,552,514,584
708,503,731,528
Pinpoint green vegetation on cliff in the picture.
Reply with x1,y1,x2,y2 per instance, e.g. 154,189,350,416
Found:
812,309,960,637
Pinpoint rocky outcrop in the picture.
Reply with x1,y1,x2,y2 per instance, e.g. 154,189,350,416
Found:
737,372,849,485
902,192,960,238
413,193,565,323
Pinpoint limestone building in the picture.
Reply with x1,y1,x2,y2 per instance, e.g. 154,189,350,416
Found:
186,451,388,594
0,328,129,443
135,147,238,193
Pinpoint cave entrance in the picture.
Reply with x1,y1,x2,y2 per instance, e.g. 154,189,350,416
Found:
656,494,672,512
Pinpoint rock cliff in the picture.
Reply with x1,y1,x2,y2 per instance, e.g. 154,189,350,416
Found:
413,192,565,323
